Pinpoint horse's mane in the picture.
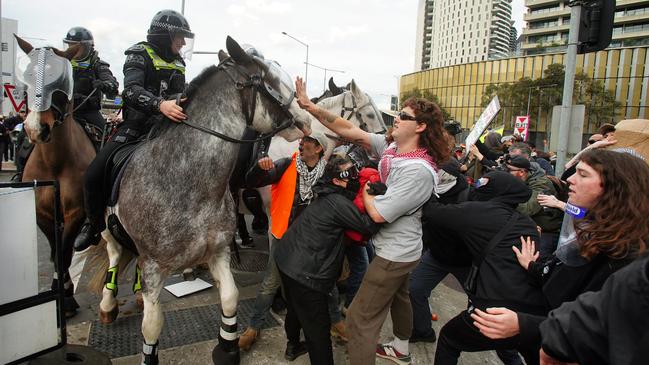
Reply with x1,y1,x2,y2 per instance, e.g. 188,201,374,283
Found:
184,65,220,100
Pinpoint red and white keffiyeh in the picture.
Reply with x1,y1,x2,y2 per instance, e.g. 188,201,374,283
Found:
379,143,438,183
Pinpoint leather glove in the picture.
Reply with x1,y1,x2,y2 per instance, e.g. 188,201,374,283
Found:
92,79,107,92
367,181,387,196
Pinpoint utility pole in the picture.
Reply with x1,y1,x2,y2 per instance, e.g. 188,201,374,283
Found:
555,3,582,177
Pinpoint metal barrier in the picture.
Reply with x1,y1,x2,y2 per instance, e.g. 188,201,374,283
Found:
0,180,66,365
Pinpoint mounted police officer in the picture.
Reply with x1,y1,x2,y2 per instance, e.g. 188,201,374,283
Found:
74,10,194,251
63,26,118,143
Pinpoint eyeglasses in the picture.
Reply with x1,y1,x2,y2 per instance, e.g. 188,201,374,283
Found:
339,165,360,180
397,111,417,121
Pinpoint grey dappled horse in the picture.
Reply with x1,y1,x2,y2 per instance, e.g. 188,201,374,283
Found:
95,37,313,365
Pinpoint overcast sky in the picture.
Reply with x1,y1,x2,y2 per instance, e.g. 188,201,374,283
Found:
3,0,526,109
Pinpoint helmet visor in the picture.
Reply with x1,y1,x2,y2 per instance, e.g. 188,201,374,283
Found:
263,60,295,108
16,48,73,112
171,31,194,60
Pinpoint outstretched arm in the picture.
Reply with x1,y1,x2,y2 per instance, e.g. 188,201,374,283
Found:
295,77,371,151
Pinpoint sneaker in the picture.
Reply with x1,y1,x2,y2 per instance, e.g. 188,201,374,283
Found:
284,341,307,361
73,223,102,251
330,320,348,342
376,343,412,365
238,327,259,351
409,330,436,343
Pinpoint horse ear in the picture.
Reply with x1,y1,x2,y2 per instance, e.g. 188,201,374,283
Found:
329,77,343,95
14,34,33,54
350,79,363,98
218,50,229,62
52,44,82,60
226,36,252,65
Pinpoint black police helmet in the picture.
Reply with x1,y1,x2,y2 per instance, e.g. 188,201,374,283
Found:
148,10,194,39
63,27,94,45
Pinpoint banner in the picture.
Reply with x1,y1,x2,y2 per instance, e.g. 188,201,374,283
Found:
465,96,501,153
514,115,530,141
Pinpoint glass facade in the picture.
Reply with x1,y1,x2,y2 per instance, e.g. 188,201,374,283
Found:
400,46,649,135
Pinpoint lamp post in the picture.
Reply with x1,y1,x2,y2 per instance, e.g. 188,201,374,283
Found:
304,62,344,93
282,31,309,85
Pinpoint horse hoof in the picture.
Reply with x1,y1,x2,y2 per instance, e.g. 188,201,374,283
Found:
99,305,119,324
212,344,240,365
183,271,196,281
142,353,159,365
135,292,144,310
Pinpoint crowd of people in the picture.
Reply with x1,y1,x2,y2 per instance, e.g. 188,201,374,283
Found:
9,7,649,365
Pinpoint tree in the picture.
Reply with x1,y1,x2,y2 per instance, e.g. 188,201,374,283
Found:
400,88,453,121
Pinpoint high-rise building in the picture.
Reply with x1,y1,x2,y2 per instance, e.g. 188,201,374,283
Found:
414,0,434,71
521,0,649,55
509,20,519,53
414,0,515,71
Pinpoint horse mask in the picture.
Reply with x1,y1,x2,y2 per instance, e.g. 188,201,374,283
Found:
17,47,73,114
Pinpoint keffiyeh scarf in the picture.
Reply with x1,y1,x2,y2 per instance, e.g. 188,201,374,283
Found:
295,155,326,201
379,143,437,184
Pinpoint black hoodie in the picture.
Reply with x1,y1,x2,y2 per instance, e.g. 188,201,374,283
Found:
423,171,546,314
274,182,380,294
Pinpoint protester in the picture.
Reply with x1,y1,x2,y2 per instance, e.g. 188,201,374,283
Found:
295,76,450,365
275,155,380,364
240,133,350,351
539,254,649,365
470,149,649,364
505,155,562,259
425,171,544,365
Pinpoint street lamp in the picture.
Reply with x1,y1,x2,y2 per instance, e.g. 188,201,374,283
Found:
282,31,309,85
304,62,344,93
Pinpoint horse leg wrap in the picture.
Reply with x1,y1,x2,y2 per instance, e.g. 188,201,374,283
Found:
212,311,240,364
141,341,159,365
105,266,119,297
133,265,142,294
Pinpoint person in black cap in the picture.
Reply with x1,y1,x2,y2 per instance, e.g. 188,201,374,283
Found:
74,9,194,251
63,26,118,145
506,155,562,259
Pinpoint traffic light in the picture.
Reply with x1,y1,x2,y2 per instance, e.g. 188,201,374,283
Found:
577,0,615,54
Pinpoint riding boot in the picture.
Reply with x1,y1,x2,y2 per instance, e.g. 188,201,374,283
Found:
73,220,102,251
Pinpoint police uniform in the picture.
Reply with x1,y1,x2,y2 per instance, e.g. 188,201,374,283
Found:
71,51,118,132
81,42,185,235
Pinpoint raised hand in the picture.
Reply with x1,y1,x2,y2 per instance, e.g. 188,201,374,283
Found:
513,236,539,270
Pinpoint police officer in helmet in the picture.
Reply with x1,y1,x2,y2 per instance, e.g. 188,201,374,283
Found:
74,10,194,251
63,26,118,145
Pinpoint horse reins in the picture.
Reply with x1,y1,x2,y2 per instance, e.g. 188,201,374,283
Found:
340,92,373,132
180,58,296,144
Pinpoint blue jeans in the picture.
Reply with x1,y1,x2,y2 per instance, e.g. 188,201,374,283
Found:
343,243,372,307
249,238,282,330
409,250,470,337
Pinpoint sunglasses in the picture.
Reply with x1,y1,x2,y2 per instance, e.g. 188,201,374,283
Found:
397,111,417,121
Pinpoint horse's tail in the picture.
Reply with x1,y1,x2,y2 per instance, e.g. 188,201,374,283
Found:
86,240,136,293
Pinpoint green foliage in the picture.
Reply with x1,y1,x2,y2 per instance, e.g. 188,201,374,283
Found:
400,88,453,121
481,63,619,129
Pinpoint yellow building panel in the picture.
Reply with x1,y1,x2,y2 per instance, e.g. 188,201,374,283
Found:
606,50,620,93
575,54,585,74
617,49,633,118
582,53,596,79
629,48,645,119
532,55,544,79
593,50,608,81
515,58,525,81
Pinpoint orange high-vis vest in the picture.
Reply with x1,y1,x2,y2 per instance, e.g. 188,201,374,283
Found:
270,152,298,239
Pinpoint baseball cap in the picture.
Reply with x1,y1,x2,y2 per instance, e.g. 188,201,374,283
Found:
506,155,531,170
304,132,330,151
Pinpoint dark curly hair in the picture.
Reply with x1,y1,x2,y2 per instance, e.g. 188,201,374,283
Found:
387,97,450,163
575,149,648,260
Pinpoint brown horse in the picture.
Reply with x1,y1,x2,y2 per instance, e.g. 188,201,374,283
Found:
16,35,96,316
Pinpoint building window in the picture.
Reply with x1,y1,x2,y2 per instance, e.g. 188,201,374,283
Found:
1,42,8,52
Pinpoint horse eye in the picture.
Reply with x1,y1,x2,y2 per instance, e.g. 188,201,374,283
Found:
366,113,375,119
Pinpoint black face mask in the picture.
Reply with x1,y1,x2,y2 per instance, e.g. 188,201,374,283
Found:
343,178,361,200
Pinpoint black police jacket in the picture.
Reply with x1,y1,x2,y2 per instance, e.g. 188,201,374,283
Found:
71,51,118,113
121,42,186,131
274,183,380,294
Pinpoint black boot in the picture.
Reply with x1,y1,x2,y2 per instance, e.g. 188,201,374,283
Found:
284,341,307,361
74,222,102,251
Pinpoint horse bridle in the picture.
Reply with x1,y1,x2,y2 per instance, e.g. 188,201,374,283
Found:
181,58,297,144
340,92,374,132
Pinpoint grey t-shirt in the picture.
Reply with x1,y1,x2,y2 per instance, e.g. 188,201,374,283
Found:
368,134,436,262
